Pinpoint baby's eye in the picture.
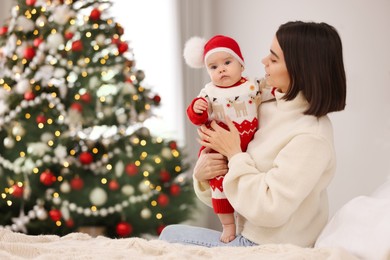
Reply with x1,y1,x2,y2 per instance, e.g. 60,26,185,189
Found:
225,60,231,65
210,65,217,70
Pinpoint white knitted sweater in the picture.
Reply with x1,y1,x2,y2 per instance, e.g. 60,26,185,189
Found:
194,90,336,247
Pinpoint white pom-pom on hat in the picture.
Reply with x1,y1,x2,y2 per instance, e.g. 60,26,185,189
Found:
183,36,207,68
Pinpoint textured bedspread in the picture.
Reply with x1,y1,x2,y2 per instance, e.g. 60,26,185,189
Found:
0,228,358,260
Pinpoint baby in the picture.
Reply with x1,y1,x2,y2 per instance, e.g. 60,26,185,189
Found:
184,35,262,243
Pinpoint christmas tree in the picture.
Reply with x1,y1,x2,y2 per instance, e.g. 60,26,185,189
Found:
0,0,196,238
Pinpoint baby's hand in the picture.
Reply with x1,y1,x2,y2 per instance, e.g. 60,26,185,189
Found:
193,99,208,114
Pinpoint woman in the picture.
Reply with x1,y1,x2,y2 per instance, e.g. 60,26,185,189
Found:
159,21,346,247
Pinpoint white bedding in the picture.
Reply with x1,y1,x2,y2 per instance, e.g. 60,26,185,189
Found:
3,178,389,259
0,228,357,260
315,177,390,260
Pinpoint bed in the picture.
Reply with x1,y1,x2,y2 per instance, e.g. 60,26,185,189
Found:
0,228,357,260
1,177,389,260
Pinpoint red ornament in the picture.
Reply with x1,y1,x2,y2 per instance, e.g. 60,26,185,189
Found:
66,219,74,228
11,184,24,198
116,221,133,237
117,42,128,54
70,176,84,190
71,40,83,52
23,46,36,60
70,102,83,112
156,224,166,235
64,31,74,40
111,37,120,45
159,170,171,182
169,141,177,150
89,8,101,21
33,37,43,47
80,93,92,103
24,91,35,101
125,163,138,176
157,193,169,207
40,170,56,186
153,95,161,104
108,179,119,191
0,26,8,36
79,152,93,165
170,184,181,196
49,209,62,222
26,0,36,6
36,114,46,124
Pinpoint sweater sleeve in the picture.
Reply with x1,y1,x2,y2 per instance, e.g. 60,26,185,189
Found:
223,134,334,227
186,97,209,126
193,175,213,208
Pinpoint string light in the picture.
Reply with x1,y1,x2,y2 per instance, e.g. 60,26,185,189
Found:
172,150,180,157
154,157,161,164
140,152,147,160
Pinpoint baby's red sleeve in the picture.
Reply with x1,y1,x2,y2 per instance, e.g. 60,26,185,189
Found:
186,97,208,126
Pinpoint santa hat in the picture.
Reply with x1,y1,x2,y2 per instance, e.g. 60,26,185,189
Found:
183,35,245,68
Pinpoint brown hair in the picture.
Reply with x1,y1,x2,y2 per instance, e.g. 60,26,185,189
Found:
276,21,346,117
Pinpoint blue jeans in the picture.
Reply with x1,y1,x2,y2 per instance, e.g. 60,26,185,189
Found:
159,224,257,247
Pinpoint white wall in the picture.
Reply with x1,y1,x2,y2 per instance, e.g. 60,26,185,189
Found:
206,0,390,216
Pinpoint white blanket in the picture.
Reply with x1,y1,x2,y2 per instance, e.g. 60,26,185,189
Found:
315,177,390,260
0,228,357,260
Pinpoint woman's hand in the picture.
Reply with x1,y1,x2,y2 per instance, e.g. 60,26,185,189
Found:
197,117,242,160
193,147,228,182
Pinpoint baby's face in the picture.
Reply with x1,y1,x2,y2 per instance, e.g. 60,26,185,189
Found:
206,52,243,87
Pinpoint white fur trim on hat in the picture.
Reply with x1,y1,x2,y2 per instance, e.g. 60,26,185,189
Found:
204,47,245,67
183,36,207,68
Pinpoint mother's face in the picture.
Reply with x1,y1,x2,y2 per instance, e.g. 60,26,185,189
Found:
261,36,290,93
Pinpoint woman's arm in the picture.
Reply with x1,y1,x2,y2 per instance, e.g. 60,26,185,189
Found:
224,134,334,227
192,147,229,207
